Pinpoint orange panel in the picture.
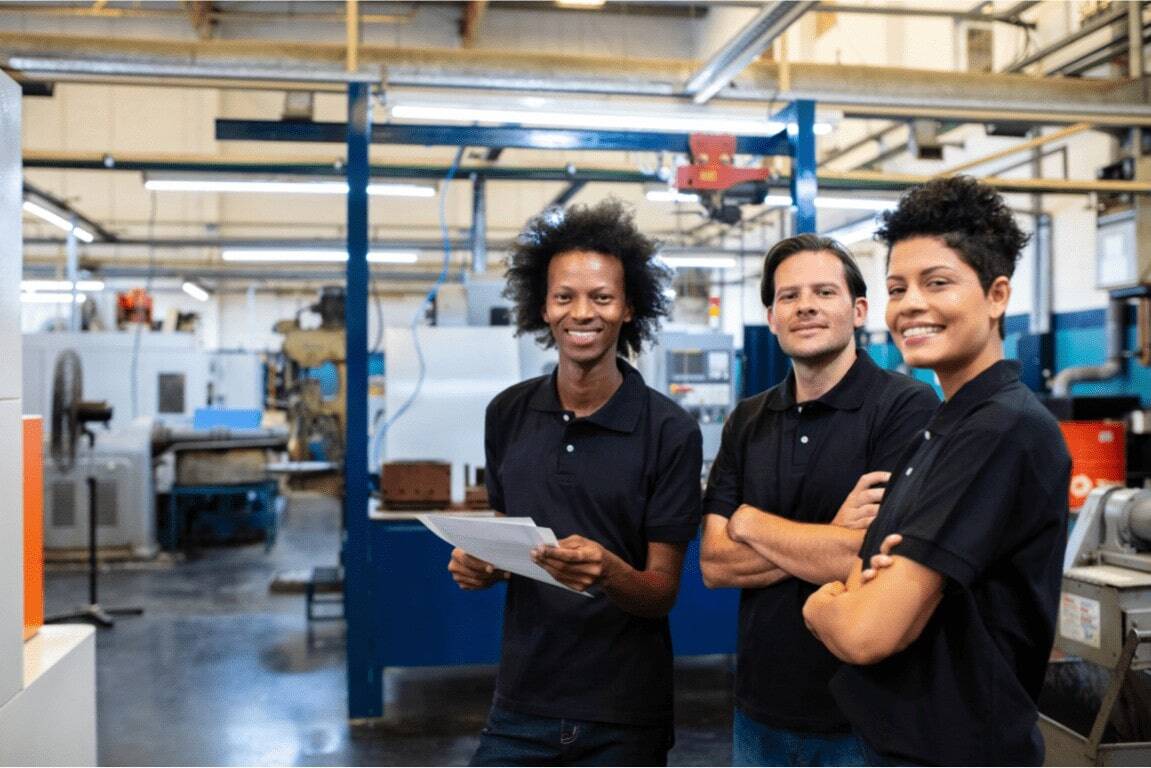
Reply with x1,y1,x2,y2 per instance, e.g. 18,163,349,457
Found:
1060,420,1126,510
23,416,43,641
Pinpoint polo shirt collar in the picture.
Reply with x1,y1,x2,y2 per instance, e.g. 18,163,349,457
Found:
528,357,645,434
765,349,877,412
929,359,1021,436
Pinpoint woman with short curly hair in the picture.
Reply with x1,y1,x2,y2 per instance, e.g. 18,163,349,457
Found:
803,176,1071,766
448,199,703,767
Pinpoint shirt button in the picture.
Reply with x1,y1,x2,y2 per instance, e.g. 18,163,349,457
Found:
924,430,931,440
800,435,809,444
797,406,804,413
905,466,914,476
566,444,574,453
563,414,571,422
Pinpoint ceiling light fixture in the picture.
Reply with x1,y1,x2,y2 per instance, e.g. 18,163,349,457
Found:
387,95,807,137
220,249,421,264
824,218,883,245
761,194,898,212
659,255,739,270
22,201,95,243
181,281,211,302
144,179,437,198
646,190,701,203
22,279,105,292
647,191,896,211
20,291,87,304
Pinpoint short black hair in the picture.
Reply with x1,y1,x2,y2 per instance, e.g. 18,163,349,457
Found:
760,234,868,308
877,176,1028,338
504,198,671,356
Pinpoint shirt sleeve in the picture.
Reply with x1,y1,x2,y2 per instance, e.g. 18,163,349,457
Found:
893,417,1022,589
870,384,939,472
483,398,505,514
701,404,744,519
645,417,703,543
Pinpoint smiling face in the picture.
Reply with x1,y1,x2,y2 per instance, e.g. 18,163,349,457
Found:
766,249,867,365
885,236,1010,396
542,249,633,369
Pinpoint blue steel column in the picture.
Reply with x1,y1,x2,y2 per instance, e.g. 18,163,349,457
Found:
788,99,817,234
344,82,377,719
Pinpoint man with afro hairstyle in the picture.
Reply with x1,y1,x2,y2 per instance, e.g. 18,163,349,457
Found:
448,199,703,766
804,176,1070,765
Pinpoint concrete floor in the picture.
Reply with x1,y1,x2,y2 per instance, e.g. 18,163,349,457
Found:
43,493,735,767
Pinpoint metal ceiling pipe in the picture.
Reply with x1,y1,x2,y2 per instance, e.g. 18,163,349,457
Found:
1051,297,1127,396
7,56,379,84
7,33,1151,122
685,1,816,104
815,1,1036,28
1005,5,1129,72
471,176,487,274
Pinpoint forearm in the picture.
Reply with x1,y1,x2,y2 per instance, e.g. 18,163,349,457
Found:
701,533,790,588
733,508,863,584
601,552,680,618
804,559,944,665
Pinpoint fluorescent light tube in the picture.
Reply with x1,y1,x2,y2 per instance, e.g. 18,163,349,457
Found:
22,200,95,242
22,279,105,292
824,219,881,245
390,104,789,137
21,291,87,304
220,249,421,264
760,195,897,211
647,191,895,210
660,256,739,270
145,179,436,198
182,281,210,302
646,190,701,203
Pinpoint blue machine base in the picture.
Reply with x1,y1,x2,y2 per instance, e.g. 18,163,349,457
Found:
351,521,738,716
165,481,280,551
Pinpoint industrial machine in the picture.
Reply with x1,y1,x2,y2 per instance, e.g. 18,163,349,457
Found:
1042,486,1151,765
24,331,211,431
641,331,735,464
273,286,347,467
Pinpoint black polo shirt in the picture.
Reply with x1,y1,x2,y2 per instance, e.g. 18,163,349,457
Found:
831,360,1070,765
484,358,702,726
704,350,937,733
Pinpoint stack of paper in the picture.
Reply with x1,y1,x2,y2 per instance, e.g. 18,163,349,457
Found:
418,515,592,597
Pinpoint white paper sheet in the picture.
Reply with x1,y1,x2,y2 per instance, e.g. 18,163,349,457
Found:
418,514,592,597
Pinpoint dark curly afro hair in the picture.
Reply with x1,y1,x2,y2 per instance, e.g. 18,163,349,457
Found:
878,175,1029,290
504,198,671,356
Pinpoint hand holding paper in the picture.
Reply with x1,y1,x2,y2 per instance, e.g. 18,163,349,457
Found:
421,514,593,597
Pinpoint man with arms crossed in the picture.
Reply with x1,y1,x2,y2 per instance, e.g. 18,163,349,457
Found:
701,234,937,766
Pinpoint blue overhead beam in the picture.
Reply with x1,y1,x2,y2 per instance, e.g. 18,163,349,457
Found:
343,82,376,720
215,119,793,156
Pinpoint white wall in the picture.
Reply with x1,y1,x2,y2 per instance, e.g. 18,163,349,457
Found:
0,71,24,711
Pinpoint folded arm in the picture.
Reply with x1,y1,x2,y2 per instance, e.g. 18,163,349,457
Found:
802,554,944,665
700,513,790,589
727,505,865,585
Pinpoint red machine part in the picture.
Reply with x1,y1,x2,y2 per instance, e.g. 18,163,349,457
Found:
675,133,774,192
1060,420,1126,510
116,287,153,326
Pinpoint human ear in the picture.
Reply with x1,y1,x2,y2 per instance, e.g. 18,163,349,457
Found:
852,297,868,329
987,276,1011,321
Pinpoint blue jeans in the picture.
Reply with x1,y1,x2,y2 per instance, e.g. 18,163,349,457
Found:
469,704,674,767
733,708,866,767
